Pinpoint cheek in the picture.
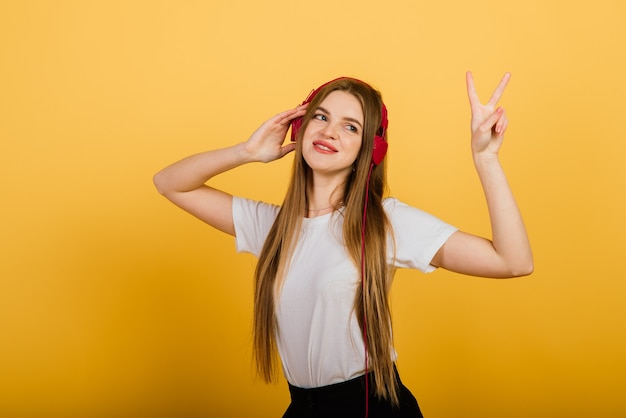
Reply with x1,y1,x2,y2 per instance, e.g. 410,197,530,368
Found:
302,119,320,137
300,142,315,165
348,138,363,159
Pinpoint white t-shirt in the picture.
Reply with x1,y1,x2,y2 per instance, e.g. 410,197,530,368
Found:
232,197,457,388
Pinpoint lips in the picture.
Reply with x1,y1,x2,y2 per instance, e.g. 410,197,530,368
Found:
313,140,338,153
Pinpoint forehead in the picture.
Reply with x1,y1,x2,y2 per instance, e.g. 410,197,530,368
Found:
318,90,363,121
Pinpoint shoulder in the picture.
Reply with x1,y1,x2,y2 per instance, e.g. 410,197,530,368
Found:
382,197,425,219
232,197,282,255
383,197,457,232
382,197,401,212
233,196,281,222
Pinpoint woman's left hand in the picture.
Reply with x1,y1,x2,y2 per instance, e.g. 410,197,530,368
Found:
466,71,510,156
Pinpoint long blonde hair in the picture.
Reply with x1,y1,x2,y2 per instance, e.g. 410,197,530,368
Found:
253,78,399,404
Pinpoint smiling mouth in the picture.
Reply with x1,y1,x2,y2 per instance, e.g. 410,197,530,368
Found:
313,141,337,153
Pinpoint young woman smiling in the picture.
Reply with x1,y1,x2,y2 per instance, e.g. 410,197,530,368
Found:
153,74,533,418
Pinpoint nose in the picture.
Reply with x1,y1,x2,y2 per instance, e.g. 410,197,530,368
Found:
321,121,339,139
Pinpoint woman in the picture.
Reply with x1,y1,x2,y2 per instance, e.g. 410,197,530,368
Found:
153,73,533,417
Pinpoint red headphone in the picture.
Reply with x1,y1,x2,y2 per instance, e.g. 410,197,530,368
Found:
290,77,388,165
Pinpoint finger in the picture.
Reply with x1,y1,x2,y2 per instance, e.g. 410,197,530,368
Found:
291,102,309,118
466,71,480,108
486,72,511,108
276,106,307,125
495,109,508,136
496,120,508,136
479,107,504,133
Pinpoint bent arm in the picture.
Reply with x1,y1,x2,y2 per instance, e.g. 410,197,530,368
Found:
431,72,533,278
153,106,305,236
153,143,256,236
431,154,533,277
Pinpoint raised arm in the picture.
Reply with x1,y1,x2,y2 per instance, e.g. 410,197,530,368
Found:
153,105,306,236
431,72,533,278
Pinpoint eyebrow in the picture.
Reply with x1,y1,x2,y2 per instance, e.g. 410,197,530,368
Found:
317,106,363,129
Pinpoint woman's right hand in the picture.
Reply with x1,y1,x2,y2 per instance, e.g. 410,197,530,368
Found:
154,104,308,236
244,105,308,163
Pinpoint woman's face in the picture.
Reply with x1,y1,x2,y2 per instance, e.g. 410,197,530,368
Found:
302,90,364,178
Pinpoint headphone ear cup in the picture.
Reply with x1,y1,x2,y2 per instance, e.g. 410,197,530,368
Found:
371,135,388,165
290,117,303,142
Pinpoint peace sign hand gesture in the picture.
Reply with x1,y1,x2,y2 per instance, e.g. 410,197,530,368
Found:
466,72,510,156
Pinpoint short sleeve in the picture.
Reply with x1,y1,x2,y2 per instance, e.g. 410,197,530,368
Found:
232,197,280,257
384,198,458,273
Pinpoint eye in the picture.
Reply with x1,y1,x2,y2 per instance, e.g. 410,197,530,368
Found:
313,113,327,121
346,124,358,133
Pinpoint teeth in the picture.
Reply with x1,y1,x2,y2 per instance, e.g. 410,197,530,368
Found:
315,143,334,152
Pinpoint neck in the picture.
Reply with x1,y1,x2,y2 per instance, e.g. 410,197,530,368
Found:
305,174,347,217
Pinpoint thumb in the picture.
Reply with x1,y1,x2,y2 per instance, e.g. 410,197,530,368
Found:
478,107,503,133
279,142,297,158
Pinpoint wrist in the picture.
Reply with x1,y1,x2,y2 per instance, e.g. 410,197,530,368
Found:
472,152,503,177
236,141,260,164
472,151,500,166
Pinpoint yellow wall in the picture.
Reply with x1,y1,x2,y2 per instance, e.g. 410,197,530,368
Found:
1,1,625,417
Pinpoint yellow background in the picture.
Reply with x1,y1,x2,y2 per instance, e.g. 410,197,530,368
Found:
1,1,625,417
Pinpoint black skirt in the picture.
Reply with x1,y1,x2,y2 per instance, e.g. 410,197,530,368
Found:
282,366,423,418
